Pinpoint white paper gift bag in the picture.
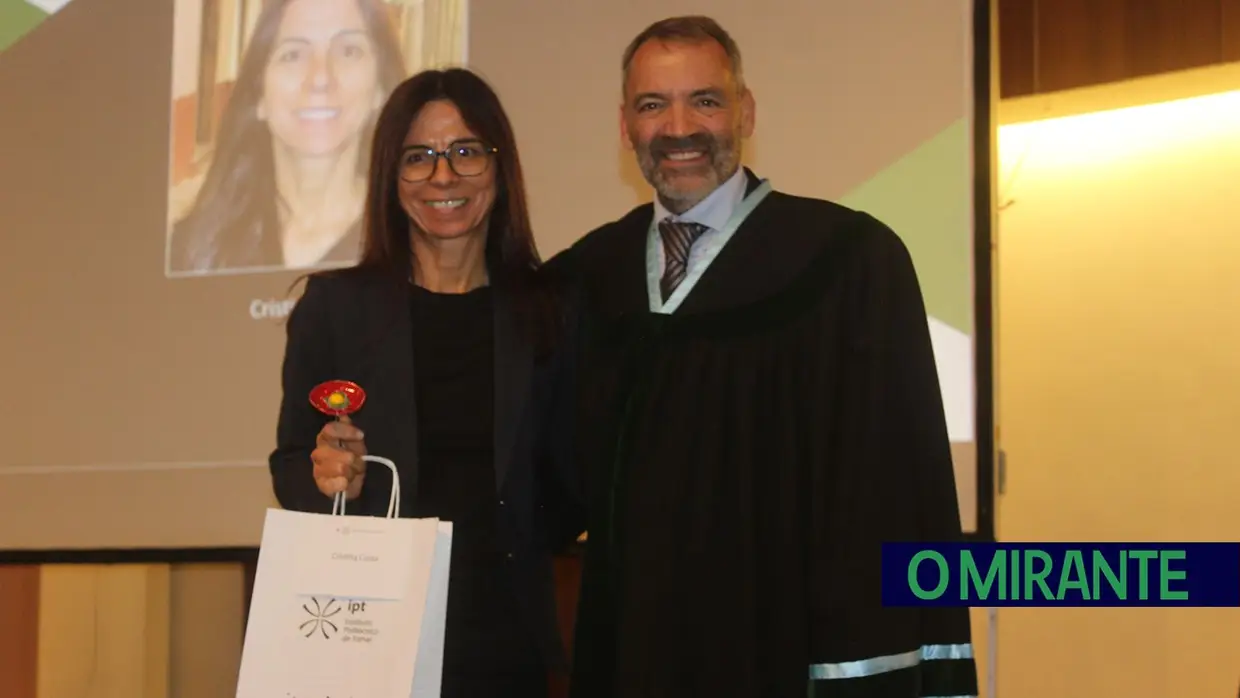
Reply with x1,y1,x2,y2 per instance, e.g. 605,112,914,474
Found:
236,456,453,698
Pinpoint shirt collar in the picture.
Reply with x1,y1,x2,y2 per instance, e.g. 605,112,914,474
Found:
652,167,748,232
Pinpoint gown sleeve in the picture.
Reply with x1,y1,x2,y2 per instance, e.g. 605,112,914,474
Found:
537,280,589,551
806,216,979,697
268,274,337,514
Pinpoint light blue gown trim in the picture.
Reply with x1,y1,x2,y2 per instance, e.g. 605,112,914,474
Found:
645,179,774,314
807,642,974,687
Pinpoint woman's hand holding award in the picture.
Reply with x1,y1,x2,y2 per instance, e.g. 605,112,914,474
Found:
309,379,400,518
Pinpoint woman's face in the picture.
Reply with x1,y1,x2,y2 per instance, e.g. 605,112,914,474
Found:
259,0,383,157
398,100,498,242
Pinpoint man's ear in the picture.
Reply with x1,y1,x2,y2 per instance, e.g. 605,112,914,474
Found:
619,103,634,150
739,87,756,139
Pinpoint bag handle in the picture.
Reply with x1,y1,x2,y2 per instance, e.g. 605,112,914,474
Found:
330,455,400,519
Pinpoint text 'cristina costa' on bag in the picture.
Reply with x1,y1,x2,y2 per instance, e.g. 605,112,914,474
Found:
331,552,381,562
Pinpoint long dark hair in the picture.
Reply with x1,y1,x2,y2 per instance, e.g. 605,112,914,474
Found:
168,0,407,273
358,69,540,279
357,68,562,351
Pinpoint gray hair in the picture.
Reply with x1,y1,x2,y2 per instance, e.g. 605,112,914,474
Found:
620,15,745,93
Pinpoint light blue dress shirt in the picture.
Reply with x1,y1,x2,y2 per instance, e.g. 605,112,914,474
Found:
646,168,750,314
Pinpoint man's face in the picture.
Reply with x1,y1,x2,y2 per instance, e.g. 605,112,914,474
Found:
621,39,754,214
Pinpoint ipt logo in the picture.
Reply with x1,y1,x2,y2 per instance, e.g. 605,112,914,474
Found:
300,597,341,639
299,597,370,639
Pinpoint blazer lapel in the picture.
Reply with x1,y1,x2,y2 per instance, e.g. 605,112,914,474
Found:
492,288,532,490
360,274,418,510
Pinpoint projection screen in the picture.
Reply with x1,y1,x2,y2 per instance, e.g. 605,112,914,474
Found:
0,0,988,551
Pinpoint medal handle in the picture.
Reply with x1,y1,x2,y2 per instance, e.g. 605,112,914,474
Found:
332,454,399,519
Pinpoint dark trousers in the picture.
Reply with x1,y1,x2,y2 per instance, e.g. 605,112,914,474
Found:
440,668,548,698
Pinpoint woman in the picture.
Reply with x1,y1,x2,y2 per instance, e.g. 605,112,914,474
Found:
168,0,407,274
268,68,583,696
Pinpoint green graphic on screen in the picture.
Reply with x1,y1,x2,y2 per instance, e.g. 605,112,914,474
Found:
839,118,975,444
0,0,74,53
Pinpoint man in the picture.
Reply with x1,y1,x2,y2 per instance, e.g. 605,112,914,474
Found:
546,15,978,698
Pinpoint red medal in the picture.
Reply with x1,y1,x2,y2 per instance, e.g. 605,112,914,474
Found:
309,380,367,417
308,380,402,518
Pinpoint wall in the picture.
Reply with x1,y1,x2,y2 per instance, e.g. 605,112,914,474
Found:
994,62,1240,697
170,0,201,100
998,0,1240,98
215,0,241,83
0,563,246,698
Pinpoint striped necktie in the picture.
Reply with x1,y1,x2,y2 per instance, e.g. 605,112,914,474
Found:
657,218,709,302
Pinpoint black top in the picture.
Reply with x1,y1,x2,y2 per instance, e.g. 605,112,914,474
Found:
545,171,977,698
407,284,540,677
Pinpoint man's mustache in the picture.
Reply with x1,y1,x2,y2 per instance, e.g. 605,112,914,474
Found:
649,133,716,160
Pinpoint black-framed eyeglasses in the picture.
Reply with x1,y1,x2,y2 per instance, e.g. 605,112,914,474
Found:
399,139,498,182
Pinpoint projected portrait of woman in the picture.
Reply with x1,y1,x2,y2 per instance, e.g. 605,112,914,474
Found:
165,0,468,276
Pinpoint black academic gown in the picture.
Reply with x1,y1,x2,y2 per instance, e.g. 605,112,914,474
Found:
546,170,978,698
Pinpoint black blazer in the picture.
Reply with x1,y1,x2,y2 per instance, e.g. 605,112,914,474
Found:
268,265,584,670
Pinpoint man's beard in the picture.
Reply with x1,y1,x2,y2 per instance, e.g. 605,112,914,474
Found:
635,131,741,214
